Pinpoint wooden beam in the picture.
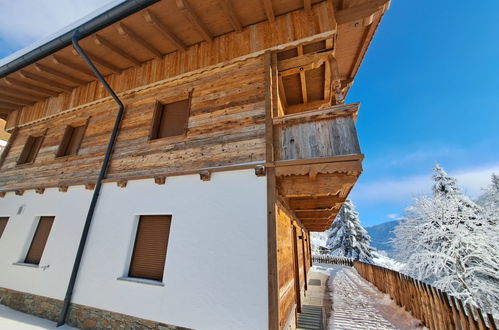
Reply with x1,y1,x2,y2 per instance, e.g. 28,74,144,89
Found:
176,0,213,43
154,176,166,185
277,51,332,73
93,34,141,67
4,77,59,97
289,196,342,210
51,55,95,79
116,22,162,58
35,188,45,194
0,86,45,102
71,48,123,74
58,185,69,192
219,0,242,32
336,0,389,25
0,93,34,106
19,70,73,92
261,0,275,22
0,101,20,110
34,63,86,85
199,170,211,181
143,9,187,51
297,46,308,104
117,179,128,188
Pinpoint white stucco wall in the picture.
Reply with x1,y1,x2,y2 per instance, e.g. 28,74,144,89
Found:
0,169,268,330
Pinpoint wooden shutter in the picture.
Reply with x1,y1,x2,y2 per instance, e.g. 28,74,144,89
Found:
18,135,43,164
151,99,190,139
0,217,8,239
25,216,54,265
57,124,86,156
129,215,171,281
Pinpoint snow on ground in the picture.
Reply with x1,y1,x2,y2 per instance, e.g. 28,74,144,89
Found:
0,305,76,329
313,264,425,330
372,251,405,272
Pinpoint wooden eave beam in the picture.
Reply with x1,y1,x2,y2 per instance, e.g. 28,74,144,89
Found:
51,55,95,79
34,63,86,85
0,86,46,102
0,101,19,110
116,22,162,58
219,0,242,32
71,48,122,74
4,77,59,97
278,51,333,74
261,0,275,22
93,34,141,67
336,0,389,25
143,10,187,51
19,70,73,92
176,0,213,43
0,93,35,106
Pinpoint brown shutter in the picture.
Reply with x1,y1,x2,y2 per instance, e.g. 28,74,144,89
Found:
156,99,190,139
0,217,8,238
18,135,44,164
25,216,54,265
129,215,171,281
66,125,86,155
57,124,86,157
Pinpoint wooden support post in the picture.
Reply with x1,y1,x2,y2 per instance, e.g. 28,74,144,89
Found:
265,51,279,330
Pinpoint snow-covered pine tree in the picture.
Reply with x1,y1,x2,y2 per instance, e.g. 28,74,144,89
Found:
326,199,374,262
393,165,499,317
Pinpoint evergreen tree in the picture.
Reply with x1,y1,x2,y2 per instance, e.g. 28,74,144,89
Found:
326,199,374,262
393,165,499,317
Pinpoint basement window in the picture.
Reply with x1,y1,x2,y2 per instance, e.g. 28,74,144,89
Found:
128,215,172,282
0,217,9,239
150,99,190,140
17,135,44,165
57,124,87,157
25,216,54,265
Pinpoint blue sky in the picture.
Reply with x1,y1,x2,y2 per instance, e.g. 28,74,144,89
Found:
1,0,498,227
347,0,499,226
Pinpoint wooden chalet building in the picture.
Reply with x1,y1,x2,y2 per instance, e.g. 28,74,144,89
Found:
0,0,388,329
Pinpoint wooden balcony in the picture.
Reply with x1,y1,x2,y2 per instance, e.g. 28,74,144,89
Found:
273,103,363,232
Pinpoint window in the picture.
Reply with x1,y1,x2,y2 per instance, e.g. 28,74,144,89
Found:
129,215,172,281
24,216,54,265
0,217,8,239
150,99,190,140
57,124,86,157
17,135,44,164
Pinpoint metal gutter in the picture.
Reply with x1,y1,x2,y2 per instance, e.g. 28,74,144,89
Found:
0,0,160,78
57,30,126,327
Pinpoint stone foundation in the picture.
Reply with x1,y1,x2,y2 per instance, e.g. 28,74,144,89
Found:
0,287,190,329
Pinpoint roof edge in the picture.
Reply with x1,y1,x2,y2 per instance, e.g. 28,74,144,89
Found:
0,0,160,78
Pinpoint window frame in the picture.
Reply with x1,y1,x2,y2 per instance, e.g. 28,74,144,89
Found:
56,117,90,158
148,92,192,142
0,217,9,239
127,215,172,282
16,129,47,166
24,216,55,265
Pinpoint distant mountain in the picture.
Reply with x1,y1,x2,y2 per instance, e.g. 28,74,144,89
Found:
366,220,399,256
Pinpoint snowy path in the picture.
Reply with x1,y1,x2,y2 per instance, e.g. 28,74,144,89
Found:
0,305,75,329
313,265,425,330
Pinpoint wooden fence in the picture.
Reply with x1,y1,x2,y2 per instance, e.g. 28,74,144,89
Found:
312,254,498,330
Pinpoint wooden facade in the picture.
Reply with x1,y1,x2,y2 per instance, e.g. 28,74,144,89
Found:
0,0,388,328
